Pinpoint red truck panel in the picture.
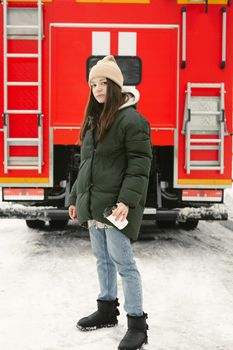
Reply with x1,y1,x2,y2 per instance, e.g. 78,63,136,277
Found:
50,26,178,147
0,0,232,188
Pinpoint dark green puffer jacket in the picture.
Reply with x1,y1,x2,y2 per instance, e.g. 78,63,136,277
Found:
68,105,152,240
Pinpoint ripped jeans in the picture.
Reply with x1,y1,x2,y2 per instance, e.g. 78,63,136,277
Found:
89,223,143,317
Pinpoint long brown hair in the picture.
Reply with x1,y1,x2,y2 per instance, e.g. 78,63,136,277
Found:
79,79,125,143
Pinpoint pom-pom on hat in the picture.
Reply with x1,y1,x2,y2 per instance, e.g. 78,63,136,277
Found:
89,55,124,89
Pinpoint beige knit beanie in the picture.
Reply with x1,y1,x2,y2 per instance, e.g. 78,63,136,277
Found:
89,55,124,89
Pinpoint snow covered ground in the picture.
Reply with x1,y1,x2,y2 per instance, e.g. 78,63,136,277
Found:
0,190,233,350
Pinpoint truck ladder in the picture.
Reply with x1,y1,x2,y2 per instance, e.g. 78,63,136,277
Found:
2,0,43,174
183,83,227,174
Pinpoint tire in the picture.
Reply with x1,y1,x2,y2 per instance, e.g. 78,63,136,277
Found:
26,220,45,229
49,220,68,230
178,219,199,230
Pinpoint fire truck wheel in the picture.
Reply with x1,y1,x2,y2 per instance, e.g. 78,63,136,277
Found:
178,219,199,230
25,220,45,229
49,220,68,230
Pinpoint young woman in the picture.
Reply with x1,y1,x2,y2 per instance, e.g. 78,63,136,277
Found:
68,55,152,350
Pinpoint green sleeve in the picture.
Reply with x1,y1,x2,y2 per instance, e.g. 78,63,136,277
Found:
68,178,78,206
117,116,152,208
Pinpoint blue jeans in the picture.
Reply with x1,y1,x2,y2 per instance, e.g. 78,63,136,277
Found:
89,224,143,317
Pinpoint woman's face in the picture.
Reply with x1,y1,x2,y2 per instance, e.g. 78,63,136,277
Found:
90,77,107,103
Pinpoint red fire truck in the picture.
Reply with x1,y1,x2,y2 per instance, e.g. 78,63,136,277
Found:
0,0,232,230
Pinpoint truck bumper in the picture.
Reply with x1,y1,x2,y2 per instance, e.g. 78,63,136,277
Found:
0,203,70,221
144,205,228,221
0,203,228,221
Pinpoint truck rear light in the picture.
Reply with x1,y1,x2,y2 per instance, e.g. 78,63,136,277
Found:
3,188,44,201
182,189,223,202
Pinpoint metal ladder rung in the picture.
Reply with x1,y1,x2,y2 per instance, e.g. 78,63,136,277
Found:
7,138,39,146
190,138,221,143
191,111,221,115
7,25,39,29
7,165,39,170
7,82,39,86
189,83,222,89
7,53,39,58
190,161,220,166
190,145,219,150
189,166,222,171
8,156,39,166
6,110,39,114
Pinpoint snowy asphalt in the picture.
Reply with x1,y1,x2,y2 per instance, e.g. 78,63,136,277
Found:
1,190,233,350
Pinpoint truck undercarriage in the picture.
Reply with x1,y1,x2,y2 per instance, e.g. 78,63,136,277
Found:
0,146,228,231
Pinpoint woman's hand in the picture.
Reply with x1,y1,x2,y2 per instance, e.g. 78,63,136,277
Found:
69,205,77,220
112,202,129,222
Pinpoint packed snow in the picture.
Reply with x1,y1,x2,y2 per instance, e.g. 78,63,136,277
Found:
0,189,233,350
0,201,55,219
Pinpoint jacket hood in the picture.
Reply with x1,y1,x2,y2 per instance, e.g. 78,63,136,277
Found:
119,86,140,110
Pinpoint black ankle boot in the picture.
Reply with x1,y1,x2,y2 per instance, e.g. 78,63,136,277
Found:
76,299,120,331
118,313,148,350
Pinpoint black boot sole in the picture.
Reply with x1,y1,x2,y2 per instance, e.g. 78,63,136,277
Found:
76,322,118,331
118,345,147,350
118,346,146,350
118,336,148,350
